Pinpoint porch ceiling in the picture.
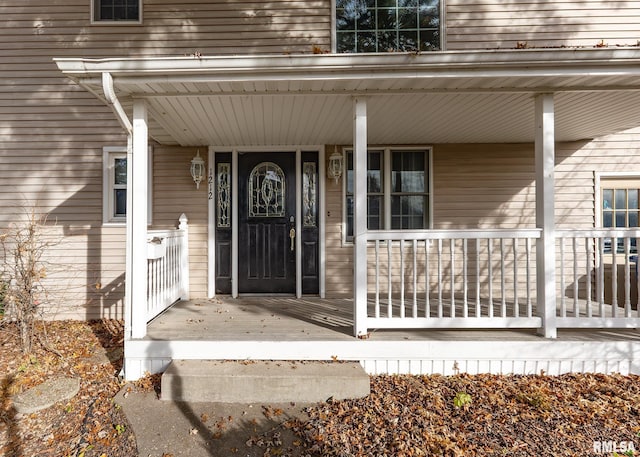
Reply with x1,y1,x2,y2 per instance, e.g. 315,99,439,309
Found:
56,48,640,146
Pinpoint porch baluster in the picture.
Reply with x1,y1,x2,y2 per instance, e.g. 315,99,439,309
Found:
513,238,519,318
624,238,631,317
148,258,155,311
500,238,506,317
572,237,579,316
598,237,605,317
374,240,380,319
400,239,405,319
488,239,493,318
559,237,566,317
586,237,593,318
612,237,618,317
526,237,532,318
425,240,430,318
412,240,418,318
476,238,481,318
387,240,392,318
637,252,640,317
463,239,468,318
160,244,166,306
437,239,443,318
450,239,455,318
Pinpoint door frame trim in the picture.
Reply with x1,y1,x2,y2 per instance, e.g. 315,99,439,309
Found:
207,146,325,299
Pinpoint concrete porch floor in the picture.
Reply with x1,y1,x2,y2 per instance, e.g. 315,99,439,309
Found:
145,296,640,343
123,296,640,380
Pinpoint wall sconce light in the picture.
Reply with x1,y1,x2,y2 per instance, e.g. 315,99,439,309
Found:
190,150,205,189
327,147,343,183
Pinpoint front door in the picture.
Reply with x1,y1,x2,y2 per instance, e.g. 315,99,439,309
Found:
238,152,296,293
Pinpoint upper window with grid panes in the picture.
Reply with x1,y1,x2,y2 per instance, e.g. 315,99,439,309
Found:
336,0,441,53
93,0,141,22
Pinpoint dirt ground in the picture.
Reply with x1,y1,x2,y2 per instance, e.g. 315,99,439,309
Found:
1,320,640,456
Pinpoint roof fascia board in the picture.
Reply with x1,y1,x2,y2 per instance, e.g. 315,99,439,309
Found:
127,85,640,98
88,65,640,84
54,48,640,78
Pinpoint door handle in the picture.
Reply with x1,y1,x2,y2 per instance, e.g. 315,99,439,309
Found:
289,228,296,251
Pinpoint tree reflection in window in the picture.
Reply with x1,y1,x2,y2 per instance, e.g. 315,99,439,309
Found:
303,162,317,227
249,162,285,217
336,0,441,53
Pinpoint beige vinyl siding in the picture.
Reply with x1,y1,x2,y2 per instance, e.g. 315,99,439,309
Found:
445,1,640,50
1,0,330,318
433,144,536,229
152,146,209,298
1,0,330,56
324,131,640,297
324,163,351,297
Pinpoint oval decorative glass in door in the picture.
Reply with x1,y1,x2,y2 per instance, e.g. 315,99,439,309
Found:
248,162,285,217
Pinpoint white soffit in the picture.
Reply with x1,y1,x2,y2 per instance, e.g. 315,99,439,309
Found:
55,49,640,146
138,91,640,146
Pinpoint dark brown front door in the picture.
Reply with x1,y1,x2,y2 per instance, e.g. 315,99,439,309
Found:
238,152,296,293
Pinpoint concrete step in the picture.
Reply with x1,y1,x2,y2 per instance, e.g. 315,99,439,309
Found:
161,360,370,403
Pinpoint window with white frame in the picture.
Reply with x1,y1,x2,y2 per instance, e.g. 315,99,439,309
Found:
92,0,141,22
336,0,441,53
601,178,640,254
344,147,431,240
104,148,127,224
103,146,152,225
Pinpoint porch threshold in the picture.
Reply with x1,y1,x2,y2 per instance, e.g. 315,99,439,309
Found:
123,298,640,380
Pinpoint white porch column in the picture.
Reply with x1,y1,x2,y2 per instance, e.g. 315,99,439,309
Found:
231,149,239,298
353,97,368,337
130,99,149,339
535,93,557,339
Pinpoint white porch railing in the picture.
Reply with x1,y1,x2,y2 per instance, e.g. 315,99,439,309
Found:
363,228,640,331
556,228,640,328
146,214,190,322
364,229,543,329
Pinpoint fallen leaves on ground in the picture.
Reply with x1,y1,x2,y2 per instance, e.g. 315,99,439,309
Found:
0,319,135,457
2,320,640,457
283,373,640,457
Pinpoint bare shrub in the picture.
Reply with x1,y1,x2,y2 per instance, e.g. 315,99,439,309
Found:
0,207,58,354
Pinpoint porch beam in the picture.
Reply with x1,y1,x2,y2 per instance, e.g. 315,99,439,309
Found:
535,93,557,339
353,97,368,337
130,99,149,339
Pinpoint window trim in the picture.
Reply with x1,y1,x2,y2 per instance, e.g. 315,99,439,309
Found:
91,0,143,25
342,146,433,244
595,171,640,255
595,172,640,228
332,0,445,53
102,146,153,226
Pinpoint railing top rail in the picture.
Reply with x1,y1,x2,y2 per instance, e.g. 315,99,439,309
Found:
147,228,185,240
364,228,542,241
557,228,640,238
